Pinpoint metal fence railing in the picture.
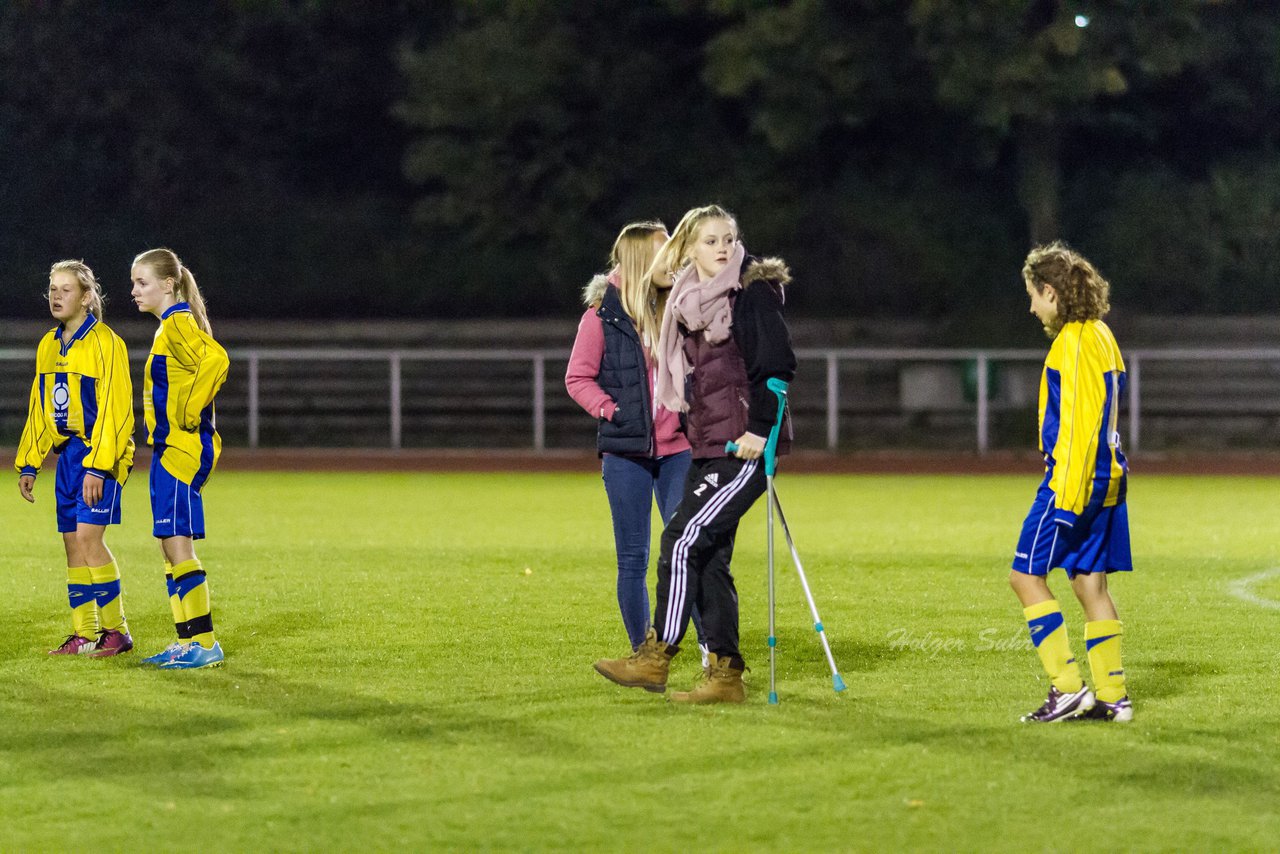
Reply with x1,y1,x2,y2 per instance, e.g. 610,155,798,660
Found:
2,347,1279,454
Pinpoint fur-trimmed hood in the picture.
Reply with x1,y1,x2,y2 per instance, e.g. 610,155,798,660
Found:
742,256,791,289
582,273,612,307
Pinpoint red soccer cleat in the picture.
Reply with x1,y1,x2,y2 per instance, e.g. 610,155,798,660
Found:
90,629,135,658
48,634,98,655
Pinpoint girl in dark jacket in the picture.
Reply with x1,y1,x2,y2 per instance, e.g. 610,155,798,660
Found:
566,222,705,655
594,204,796,704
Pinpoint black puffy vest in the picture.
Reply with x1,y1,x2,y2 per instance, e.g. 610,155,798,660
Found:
595,286,655,456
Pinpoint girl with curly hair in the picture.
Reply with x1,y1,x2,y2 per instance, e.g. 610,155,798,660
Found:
1011,242,1134,724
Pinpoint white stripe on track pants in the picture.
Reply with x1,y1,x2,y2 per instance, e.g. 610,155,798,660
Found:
653,456,767,663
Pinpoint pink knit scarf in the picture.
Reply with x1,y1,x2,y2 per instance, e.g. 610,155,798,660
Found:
655,242,746,412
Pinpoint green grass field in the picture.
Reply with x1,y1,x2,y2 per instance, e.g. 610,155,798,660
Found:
2,469,1278,851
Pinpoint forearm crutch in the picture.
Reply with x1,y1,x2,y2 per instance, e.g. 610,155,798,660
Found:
728,378,846,703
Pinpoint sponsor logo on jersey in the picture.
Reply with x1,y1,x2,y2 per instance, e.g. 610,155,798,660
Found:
705,473,719,487
52,381,71,420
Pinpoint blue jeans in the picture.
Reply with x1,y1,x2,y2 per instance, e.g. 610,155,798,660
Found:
602,450,704,649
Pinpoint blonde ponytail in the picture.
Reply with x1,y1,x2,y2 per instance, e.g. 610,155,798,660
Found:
177,265,212,334
134,248,213,333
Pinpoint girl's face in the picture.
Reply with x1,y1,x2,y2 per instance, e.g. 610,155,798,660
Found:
689,218,737,281
48,270,89,325
131,263,175,316
1025,280,1059,333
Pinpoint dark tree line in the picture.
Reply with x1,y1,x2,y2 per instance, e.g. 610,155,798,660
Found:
2,1,1277,331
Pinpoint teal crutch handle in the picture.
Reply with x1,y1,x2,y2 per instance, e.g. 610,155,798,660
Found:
724,378,789,476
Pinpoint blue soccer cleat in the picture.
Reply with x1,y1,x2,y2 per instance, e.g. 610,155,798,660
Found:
160,641,225,670
141,642,187,666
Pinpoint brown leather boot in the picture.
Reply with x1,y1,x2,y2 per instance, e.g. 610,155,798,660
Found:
593,629,674,693
670,652,747,704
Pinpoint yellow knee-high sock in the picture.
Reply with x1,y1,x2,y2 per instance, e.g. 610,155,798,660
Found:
66,565,100,640
1085,620,1126,703
1023,600,1083,693
172,559,214,648
164,562,191,642
89,561,128,633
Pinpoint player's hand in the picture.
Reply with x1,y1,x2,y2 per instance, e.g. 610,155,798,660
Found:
18,475,36,503
82,474,103,508
731,431,766,460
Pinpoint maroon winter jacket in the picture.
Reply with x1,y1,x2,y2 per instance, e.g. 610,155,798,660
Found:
681,256,796,458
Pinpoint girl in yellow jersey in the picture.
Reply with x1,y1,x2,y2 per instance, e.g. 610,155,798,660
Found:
1011,242,1133,724
130,248,230,670
15,261,136,656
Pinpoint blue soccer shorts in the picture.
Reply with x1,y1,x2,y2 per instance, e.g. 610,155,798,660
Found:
54,438,124,533
1012,482,1132,578
150,453,206,540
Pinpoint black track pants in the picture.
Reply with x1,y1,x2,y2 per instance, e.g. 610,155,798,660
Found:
652,456,766,663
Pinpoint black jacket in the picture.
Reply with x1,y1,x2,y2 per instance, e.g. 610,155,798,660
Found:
731,257,797,437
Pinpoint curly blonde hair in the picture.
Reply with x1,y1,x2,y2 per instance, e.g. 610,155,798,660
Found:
1022,242,1111,331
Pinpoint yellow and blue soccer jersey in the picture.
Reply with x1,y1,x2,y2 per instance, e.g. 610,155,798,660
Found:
143,303,230,490
15,315,136,483
1038,319,1128,526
